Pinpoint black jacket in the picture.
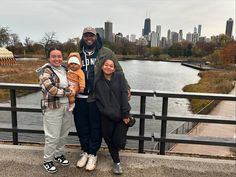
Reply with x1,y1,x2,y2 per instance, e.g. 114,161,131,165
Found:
95,72,131,121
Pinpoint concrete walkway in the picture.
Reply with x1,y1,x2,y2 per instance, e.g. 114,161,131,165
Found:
171,86,236,156
0,144,235,177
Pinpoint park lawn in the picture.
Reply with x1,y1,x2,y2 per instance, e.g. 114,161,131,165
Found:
183,69,236,113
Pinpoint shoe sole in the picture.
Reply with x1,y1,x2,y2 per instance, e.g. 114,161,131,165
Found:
43,166,57,174
54,160,70,166
85,167,96,171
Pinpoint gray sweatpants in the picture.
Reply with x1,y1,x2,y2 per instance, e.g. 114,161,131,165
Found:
43,103,72,162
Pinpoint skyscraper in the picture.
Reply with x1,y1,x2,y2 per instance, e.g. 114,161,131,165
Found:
178,29,183,41
225,18,233,38
198,25,202,36
143,18,151,36
150,31,157,47
156,25,161,46
167,29,171,46
105,21,113,42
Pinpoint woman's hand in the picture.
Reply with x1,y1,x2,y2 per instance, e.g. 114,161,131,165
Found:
123,117,130,124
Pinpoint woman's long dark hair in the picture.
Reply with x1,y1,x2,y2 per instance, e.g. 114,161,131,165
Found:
47,46,63,58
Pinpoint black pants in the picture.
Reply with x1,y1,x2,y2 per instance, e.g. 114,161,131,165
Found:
73,98,102,155
101,115,128,163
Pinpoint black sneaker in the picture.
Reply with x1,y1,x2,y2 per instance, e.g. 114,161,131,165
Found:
54,155,70,166
43,161,57,173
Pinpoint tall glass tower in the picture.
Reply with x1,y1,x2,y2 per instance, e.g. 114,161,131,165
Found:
143,18,151,36
225,18,233,38
105,21,113,42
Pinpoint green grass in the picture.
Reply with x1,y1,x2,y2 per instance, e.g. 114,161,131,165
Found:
183,69,236,113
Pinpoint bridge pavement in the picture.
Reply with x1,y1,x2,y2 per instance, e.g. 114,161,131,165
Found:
0,144,235,177
171,85,236,156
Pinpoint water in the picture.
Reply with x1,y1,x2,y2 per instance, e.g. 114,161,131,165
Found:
0,60,200,150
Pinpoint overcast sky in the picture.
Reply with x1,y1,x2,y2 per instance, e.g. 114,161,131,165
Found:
0,0,235,43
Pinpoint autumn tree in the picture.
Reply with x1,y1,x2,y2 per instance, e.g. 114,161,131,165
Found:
220,42,236,65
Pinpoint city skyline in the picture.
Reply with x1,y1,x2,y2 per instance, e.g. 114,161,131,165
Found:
0,0,235,42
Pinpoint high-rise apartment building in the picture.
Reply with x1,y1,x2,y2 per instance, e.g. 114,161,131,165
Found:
171,32,179,44
167,29,172,46
186,32,192,42
150,31,158,47
225,18,233,38
156,25,161,46
143,18,151,36
105,21,113,42
178,29,183,41
198,25,202,36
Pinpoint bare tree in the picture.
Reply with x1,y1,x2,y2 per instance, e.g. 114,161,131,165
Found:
40,32,57,56
9,33,20,46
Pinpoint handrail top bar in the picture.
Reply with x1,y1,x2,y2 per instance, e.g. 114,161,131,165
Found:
155,90,236,101
131,89,155,96
0,83,40,90
0,83,235,100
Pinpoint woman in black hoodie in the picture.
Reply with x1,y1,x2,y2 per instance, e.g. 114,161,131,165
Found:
95,58,131,175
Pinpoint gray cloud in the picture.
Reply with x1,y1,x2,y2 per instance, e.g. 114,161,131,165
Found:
0,0,235,42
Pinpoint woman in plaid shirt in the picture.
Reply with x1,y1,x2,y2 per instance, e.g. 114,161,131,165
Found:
36,46,73,174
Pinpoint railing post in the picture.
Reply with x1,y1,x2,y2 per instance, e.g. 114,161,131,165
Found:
10,89,18,145
160,97,168,155
138,95,146,153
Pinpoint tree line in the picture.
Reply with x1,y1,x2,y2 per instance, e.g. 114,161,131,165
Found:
0,26,235,66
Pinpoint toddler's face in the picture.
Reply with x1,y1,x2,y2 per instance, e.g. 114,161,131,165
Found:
68,63,80,71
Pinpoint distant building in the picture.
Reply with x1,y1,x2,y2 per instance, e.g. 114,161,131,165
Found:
95,27,104,40
105,21,113,42
167,29,172,46
178,29,183,41
198,36,206,42
194,26,197,33
186,32,192,42
156,25,161,46
225,18,233,38
115,32,123,43
143,18,151,36
137,36,148,46
150,31,158,47
171,32,179,44
160,37,167,48
130,34,136,42
192,32,199,44
125,35,129,41
198,24,202,36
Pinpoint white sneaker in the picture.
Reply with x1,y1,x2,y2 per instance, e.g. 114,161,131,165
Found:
76,152,88,168
85,154,97,171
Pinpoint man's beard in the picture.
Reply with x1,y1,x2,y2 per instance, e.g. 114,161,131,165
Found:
84,41,96,50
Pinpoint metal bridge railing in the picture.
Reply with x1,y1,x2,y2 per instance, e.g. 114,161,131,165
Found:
0,83,235,155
